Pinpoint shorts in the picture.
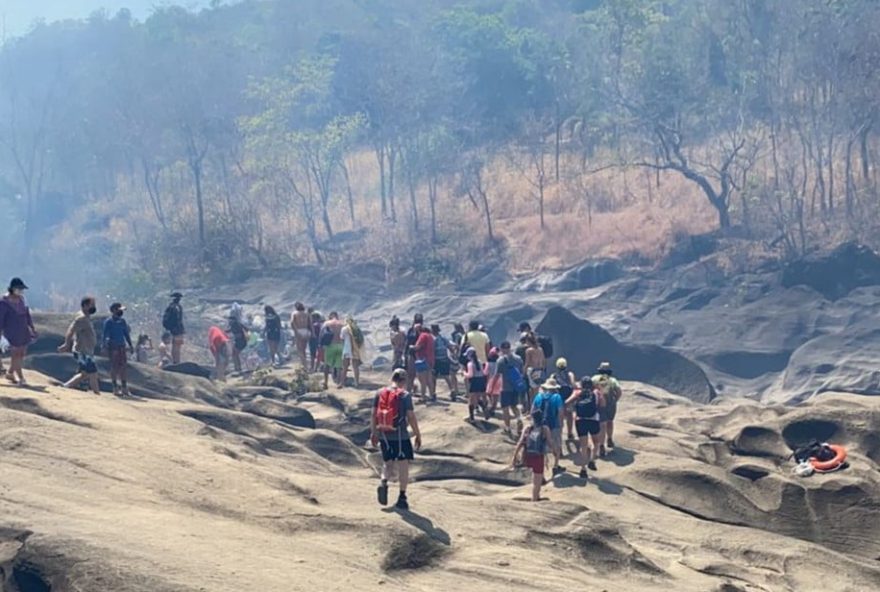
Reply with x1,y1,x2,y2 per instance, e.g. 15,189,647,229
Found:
576,419,601,437
487,375,502,396
414,359,430,373
500,390,519,408
600,399,618,422
75,353,98,375
110,345,128,374
172,335,185,345
434,358,451,377
324,343,343,370
527,368,546,389
266,331,281,343
296,328,311,340
550,428,563,452
308,338,318,356
468,375,488,393
380,437,414,462
524,452,544,474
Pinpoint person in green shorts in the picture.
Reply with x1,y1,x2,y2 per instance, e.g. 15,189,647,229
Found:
322,311,345,388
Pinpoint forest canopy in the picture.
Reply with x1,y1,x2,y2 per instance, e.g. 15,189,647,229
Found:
1,0,878,296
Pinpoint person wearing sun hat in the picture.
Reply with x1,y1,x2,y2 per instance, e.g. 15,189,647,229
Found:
530,375,567,476
103,302,133,396
0,277,36,386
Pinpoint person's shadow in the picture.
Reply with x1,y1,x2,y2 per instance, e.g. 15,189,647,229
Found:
382,508,451,546
607,446,636,467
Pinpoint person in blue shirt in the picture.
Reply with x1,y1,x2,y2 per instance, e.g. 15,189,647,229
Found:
103,302,133,397
531,376,567,476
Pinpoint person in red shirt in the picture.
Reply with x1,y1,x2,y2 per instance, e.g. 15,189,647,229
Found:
413,324,436,403
208,326,230,382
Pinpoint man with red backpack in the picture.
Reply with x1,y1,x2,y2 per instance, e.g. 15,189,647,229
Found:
371,368,423,511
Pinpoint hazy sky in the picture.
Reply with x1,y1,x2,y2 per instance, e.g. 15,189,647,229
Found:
0,1,216,37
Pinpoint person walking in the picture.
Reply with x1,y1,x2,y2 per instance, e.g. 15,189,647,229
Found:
58,296,100,395
463,347,488,423
523,334,547,412
227,311,249,373
531,377,566,476
264,305,283,366
497,341,525,436
389,316,406,371
0,278,36,386
208,326,231,382
412,324,436,402
371,368,422,511
552,358,577,441
430,324,458,400
290,302,311,368
593,362,623,454
567,377,603,479
103,302,133,397
321,312,345,389
512,409,553,502
310,311,324,372
461,320,490,365
162,292,185,365
404,313,424,391
340,316,364,388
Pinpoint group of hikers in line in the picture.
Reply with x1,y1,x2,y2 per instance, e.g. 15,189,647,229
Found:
1,277,623,507
206,303,365,387
373,313,623,507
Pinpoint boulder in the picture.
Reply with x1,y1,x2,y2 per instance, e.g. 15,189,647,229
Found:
782,242,880,300
536,306,716,403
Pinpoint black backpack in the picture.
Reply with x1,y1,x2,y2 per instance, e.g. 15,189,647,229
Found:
538,335,553,358
319,325,334,347
554,370,573,397
162,305,177,332
575,391,598,420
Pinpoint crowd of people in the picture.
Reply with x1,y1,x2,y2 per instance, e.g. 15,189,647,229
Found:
0,276,624,509
372,313,624,508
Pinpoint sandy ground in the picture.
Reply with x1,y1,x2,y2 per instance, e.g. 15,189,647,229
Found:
1,363,879,592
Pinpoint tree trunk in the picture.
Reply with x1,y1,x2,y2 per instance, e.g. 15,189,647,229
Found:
554,102,561,182
340,161,356,228
481,186,494,242
428,176,438,244
191,160,206,248
538,170,545,230
376,146,387,219
860,123,871,182
407,169,419,232
388,146,397,223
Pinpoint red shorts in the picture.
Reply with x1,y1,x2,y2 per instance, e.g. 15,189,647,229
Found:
524,452,544,475
487,375,502,396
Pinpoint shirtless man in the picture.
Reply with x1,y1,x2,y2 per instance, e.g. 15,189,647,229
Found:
389,316,406,370
322,311,345,389
290,302,311,368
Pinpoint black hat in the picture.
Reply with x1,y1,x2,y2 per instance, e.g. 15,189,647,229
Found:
170,292,183,299
8,277,28,291
110,302,126,313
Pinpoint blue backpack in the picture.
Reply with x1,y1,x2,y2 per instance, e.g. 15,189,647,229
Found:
503,357,528,395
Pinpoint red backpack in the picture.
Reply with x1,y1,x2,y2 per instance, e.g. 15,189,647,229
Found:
375,387,404,432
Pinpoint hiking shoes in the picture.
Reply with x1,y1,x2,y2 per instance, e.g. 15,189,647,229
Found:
377,481,388,506
607,439,616,449
395,495,409,511
552,466,567,476
587,461,598,471
579,468,588,479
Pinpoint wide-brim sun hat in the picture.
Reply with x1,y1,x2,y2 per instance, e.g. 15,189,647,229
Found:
541,377,560,390
556,357,568,369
